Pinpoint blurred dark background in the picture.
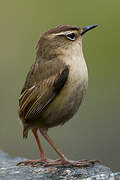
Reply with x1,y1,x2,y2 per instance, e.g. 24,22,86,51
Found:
0,0,119,171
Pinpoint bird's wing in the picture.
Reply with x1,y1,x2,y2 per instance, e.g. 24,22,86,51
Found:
19,60,69,122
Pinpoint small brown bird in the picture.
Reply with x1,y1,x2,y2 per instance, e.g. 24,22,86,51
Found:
18,24,98,166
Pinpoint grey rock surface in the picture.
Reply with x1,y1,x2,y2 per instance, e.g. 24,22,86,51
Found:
0,150,119,180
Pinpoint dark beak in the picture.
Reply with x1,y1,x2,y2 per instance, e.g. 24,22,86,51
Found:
81,24,98,36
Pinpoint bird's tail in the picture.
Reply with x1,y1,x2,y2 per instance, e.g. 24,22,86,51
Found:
23,126,29,139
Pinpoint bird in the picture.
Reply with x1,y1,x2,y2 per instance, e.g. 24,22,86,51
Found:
18,24,98,167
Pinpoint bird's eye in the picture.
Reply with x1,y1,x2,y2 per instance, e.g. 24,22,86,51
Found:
66,33,76,41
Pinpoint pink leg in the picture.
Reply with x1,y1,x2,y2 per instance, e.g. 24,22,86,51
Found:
17,129,54,166
39,128,99,167
39,128,68,161
17,128,99,167
32,129,46,161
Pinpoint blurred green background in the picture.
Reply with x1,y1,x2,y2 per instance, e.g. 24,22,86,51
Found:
0,0,120,171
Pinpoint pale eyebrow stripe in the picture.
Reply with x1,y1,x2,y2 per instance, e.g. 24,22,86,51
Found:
48,30,77,37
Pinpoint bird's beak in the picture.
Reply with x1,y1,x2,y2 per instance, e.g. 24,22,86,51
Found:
81,24,98,36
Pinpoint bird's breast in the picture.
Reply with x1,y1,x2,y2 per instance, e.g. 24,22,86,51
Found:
41,51,88,127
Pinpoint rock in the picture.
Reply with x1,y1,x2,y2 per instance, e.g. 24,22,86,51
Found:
0,150,119,180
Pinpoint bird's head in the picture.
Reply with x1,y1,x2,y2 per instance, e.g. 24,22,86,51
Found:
36,24,98,60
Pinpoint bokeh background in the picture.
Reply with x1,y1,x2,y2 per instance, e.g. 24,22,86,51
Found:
0,0,119,171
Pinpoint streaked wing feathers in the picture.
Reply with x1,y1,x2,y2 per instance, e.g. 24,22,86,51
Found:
19,67,69,122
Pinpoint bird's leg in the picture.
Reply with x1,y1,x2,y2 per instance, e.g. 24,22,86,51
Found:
17,128,99,167
39,128,68,162
39,128,99,167
32,129,46,161
17,129,54,166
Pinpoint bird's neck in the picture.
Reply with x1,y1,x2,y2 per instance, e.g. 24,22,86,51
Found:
61,42,88,84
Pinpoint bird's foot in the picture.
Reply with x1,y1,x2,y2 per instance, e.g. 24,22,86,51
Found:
42,158,100,167
17,158,100,167
16,158,58,166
